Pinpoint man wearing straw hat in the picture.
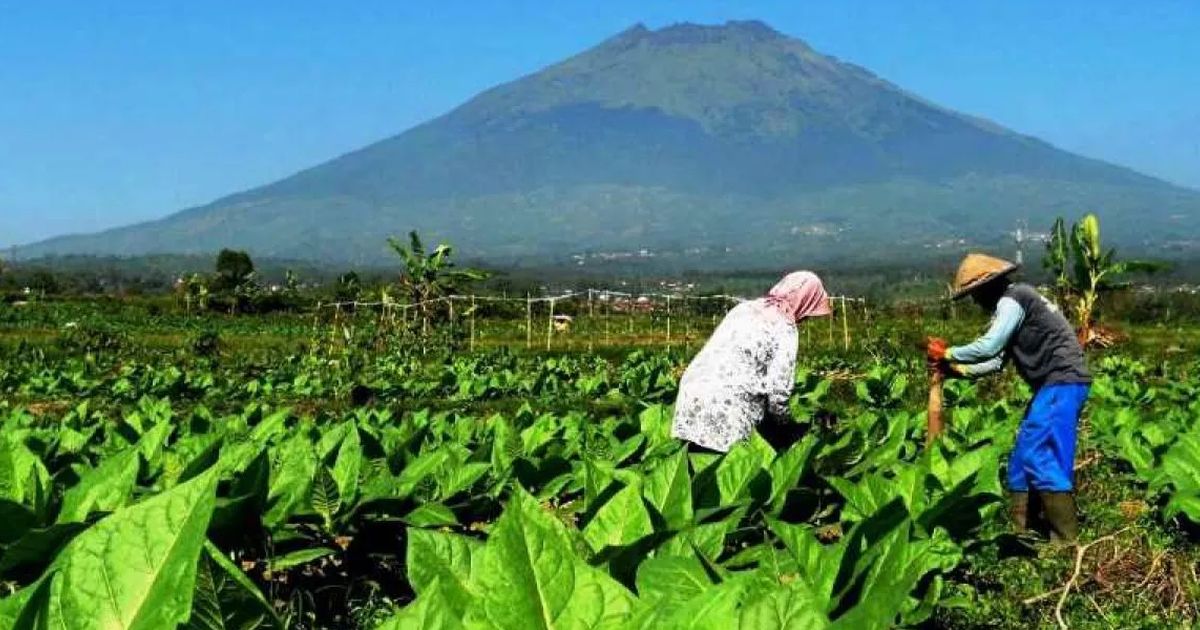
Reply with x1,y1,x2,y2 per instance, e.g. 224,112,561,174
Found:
927,254,1090,542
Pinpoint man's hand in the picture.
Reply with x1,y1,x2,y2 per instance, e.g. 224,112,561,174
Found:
926,337,949,363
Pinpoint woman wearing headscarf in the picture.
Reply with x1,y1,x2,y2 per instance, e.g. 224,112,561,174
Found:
671,271,832,453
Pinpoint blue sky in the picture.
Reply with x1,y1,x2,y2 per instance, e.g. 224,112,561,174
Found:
1,0,1197,247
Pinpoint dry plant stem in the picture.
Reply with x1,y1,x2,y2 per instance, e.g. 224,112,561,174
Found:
1053,527,1133,630
926,366,945,448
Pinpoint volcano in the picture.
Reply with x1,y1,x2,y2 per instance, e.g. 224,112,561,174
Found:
20,20,1200,267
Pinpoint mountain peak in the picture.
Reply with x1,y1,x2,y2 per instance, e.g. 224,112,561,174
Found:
604,20,791,49
648,19,784,43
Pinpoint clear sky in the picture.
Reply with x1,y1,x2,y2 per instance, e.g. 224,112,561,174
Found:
2,0,1197,248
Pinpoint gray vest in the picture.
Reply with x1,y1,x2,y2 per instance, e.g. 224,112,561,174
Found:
1004,283,1090,389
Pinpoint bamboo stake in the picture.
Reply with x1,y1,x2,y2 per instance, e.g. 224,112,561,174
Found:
546,298,555,351
469,295,476,352
526,294,532,350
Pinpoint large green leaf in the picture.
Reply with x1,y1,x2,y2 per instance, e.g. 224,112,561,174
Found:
766,519,844,612
767,435,818,514
185,542,282,630
831,524,960,630
0,435,51,509
634,554,714,606
21,468,219,630
583,481,654,553
407,529,480,613
57,448,140,523
631,576,745,630
738,580,829,630
331,425,363,504
715,437,774,504
470,488,634,629
659,508,746,561
376,577,465,630
638,405,673,449
642,448,693,530
264,433,316,526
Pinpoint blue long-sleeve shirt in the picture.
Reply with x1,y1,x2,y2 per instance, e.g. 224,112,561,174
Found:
947,297,1025,377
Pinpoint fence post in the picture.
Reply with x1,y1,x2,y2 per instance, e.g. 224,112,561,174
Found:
827,302,834,346
841,296,850,351
526,294,532,350
666,295,672,347
469,295,476,352
684,296,691,352
546,298,555,351
604,296,610,346
587,291,594,353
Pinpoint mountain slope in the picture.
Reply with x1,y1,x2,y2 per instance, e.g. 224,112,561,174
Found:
20,20,1200,266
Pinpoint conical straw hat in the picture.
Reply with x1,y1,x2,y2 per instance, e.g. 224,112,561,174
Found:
952,253,1019,299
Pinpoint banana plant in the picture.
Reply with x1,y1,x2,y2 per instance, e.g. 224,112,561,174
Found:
387,231,490,326
1044,213,1164,346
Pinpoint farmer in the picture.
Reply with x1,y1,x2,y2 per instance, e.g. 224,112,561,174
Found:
672,271,831,453
927,254,1090,542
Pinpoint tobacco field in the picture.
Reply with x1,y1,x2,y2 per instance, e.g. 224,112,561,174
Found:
0,305,1198,629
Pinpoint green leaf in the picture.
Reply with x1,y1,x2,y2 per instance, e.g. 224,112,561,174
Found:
583,481,654,553
639,404,673,449
267,547,336,572
767,435,818,514
377,577,465,630
643,447,694,530
134,422,172,473
407,529,480,614
660,508,746,561
470,487,634,629
186,542,282,630
203,541,281,629
831,524,960,630
767,518,843,611
634,554,714,605
0,578,51,630
310,466,342,529
331,425,363,504
716,438,773,504
632,577,745,630
57,448,140,523
0,434,51,507
395,448,451,498
437,462,490,500
402,503,459,528
27,468,219,630
738,581,830,630
265,433,316,527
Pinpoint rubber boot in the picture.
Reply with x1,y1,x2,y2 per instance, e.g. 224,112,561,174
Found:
1041,492,1079,543
1009,491,1030,533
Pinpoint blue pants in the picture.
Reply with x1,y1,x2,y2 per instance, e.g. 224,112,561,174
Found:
1007,383,1089,492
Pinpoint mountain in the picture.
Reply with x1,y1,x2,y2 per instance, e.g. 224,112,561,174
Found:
19,20,1200,267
